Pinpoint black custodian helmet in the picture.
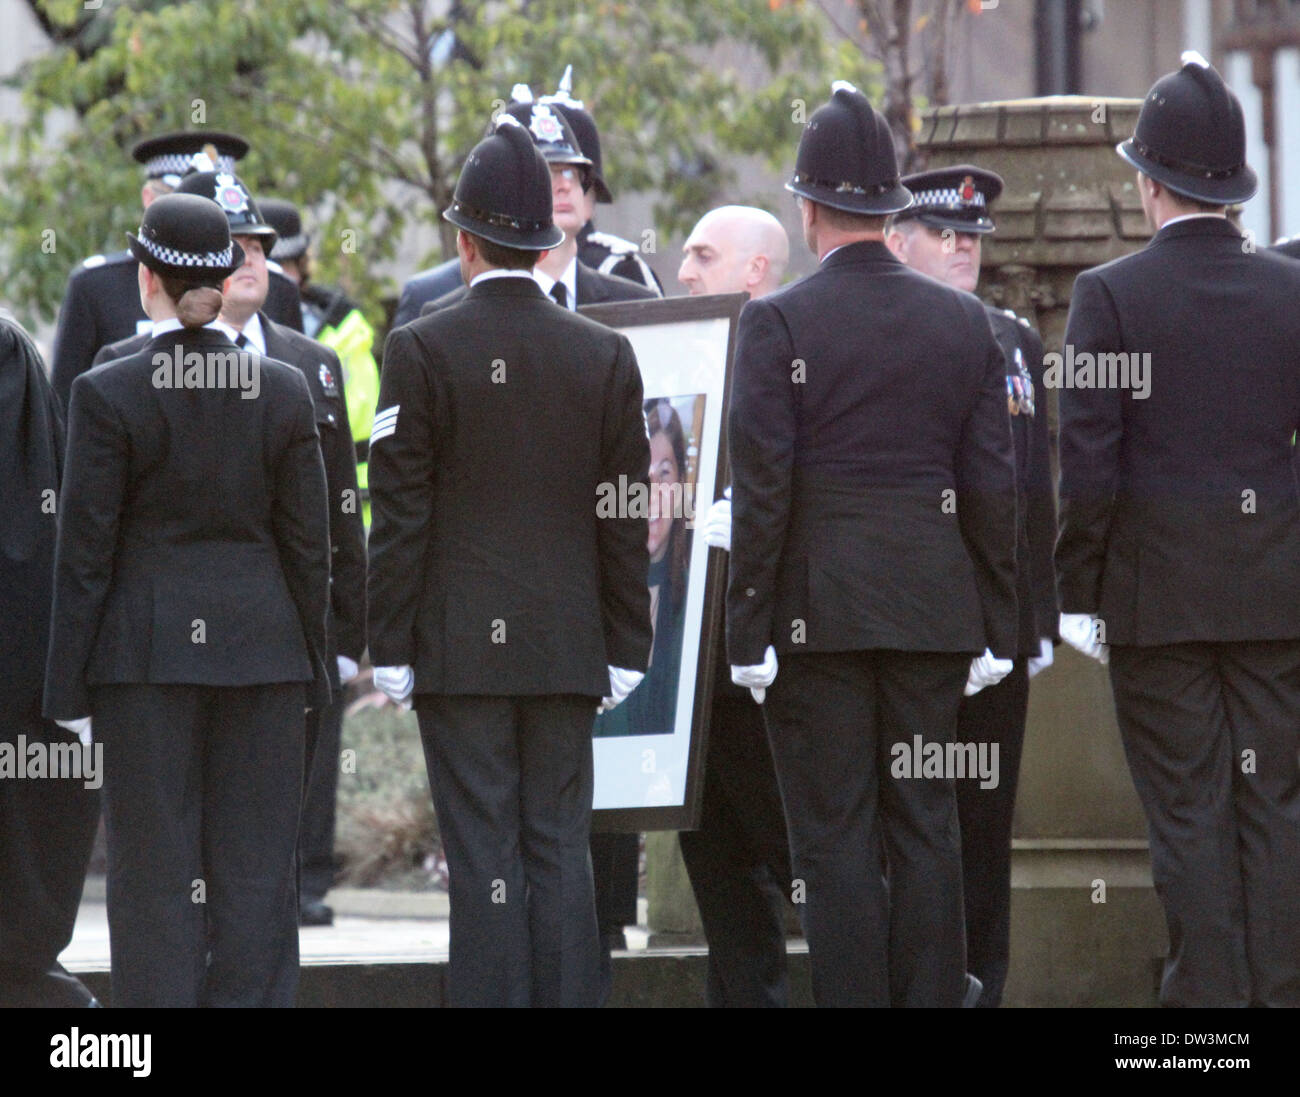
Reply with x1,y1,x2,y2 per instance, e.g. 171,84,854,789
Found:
1117,51,1257,205
787,81,912,216
444,115,564,250
501,89,593,172
541,65,614,204
175,171,279,253
260,198,310,262
126,193,245,280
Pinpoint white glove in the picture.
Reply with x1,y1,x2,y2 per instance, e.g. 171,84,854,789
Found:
702,487,732,552
56,717,92,746
1027,637,1054,679
598,666,645,714
337,655,359,684
1059,612,1108,665
731,644,778,704
964,648,1015,697
373,664,414,709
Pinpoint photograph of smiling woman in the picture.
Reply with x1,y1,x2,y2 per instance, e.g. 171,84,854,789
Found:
594,395,701,739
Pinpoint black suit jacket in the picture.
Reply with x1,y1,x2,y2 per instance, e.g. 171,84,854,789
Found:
51,251,304,411
261,320,367,671
987,306,1059,654
93,316,367,675
1,317,64,698
1056,216,1300,645
367,275,653,696
726,240,1019,666
44,327,330,719
419,261,656,316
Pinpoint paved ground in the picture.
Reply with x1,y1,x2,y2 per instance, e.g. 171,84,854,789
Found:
63,876,652,973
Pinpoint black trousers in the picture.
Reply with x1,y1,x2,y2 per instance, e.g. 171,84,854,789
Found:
0,689,100,1003
764,649,970,1008
679,694,793,1007
590,833,638,932
300,694,344,904
92,681,305,1008
589,830,637,1005
955,658,1029,1008
1109,640,1300,1007
416,693,601,1008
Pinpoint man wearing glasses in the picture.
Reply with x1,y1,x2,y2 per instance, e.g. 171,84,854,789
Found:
423,98,656,319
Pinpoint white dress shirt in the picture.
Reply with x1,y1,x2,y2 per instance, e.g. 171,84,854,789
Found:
532,257,578,310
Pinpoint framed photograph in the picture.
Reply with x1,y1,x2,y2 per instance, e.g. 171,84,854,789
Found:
579,292,747,832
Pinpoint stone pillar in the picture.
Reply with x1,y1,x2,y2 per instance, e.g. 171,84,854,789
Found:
919,96,1166,1005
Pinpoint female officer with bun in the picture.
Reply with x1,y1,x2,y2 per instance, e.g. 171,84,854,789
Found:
44,192,331,1007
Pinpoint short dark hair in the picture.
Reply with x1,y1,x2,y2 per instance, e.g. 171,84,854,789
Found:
1171,192,1227,214
816,203,888,233
474,234,539,271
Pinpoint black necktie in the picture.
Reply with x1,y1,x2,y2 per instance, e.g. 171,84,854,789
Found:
234,332,250,349
549,282,568,309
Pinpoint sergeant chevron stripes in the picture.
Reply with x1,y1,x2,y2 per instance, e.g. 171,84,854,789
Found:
370,405,399,445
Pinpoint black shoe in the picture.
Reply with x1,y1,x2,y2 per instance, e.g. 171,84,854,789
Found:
299,900,334,927
962,973,984,1008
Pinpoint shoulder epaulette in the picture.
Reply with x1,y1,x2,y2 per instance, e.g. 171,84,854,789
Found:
586,230,641,256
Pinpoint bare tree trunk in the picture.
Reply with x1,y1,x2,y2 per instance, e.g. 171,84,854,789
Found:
859,0,914,170
929,0,957,109
853,0,970,174
407,1,454,256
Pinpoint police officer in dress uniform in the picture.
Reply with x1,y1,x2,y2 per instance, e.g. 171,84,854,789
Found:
390,72,660,329
50,131,304,411
43,193,331,1007
1056,52,1300,1007
260,195,379,921
366,115,652,1007
92,174,368,929
886,165,1060,1007
726,83,1018,1008
541,66,662,293
419,97,654,1003
260,198,380,484
422,98,657,319
0,313,100,1008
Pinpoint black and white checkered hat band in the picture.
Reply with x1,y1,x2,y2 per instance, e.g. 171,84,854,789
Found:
136,231,234,268
911,186,986,209
145,152,237,178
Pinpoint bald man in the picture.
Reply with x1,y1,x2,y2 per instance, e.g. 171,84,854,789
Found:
678,206,795,1007
678,206,789,299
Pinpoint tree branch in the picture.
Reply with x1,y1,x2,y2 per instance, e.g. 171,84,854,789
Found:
327,0,423,69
